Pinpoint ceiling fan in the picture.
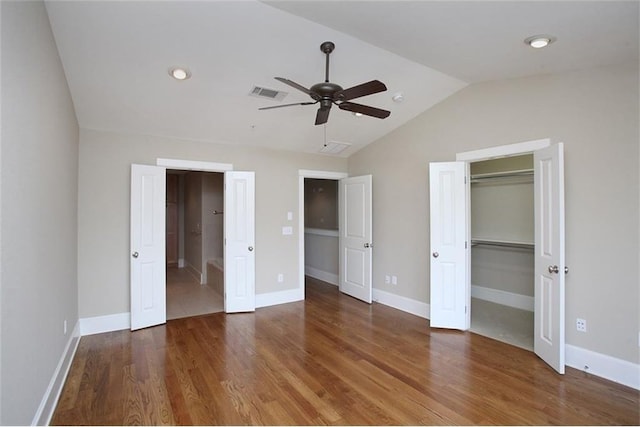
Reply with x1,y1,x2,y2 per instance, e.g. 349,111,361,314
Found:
259,41,391,125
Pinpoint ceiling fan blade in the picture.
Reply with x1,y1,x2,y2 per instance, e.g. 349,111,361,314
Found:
259,101,316,111
335,80,387,102
315,107,330,125
338,101,391,119
275,77,311,95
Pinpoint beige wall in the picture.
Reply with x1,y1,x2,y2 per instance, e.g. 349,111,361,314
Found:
78,129,346,318
184,172,203,277
348,63,639,364
304,178,338,230
202,172,224,267
1,1,79,424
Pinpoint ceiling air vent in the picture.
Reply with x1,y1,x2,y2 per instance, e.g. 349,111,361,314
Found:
249,86,287,101
320,141,351,155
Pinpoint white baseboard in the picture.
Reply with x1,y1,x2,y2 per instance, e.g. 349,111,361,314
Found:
471,284,534,312
32,320,81,426
256,287,303,309
80,312,130,336
566,344,639,390
373,288,430,319
371,289,638,390
305,266,338,286
185,263,204,284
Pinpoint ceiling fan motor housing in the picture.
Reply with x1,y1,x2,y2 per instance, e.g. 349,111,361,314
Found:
310,82,344,102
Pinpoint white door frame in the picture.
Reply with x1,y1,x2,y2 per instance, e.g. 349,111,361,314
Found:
298,169,348,299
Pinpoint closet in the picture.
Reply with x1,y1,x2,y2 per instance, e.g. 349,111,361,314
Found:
469,154,535,350
303,178,339,286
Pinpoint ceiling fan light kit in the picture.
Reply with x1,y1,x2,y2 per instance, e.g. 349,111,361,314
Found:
259,41,391,125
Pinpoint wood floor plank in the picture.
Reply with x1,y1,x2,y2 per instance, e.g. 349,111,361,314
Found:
52,277,639,425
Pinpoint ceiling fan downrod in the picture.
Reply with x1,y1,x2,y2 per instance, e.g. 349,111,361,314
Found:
320,41,335,83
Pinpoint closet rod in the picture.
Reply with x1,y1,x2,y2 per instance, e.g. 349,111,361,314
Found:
470,168,533,182
471,239,534,250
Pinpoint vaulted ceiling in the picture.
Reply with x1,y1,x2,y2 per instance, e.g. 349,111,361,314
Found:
45,1,638,157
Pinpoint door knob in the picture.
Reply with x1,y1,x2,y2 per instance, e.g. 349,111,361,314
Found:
132,252,139,258
548,265,559,274
248,246,254,252
364,243,371,248
432,252,439,258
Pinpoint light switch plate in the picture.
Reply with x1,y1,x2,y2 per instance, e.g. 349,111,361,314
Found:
282,226,293,235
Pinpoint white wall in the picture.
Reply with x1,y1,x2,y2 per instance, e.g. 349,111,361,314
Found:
470,164,534,297
348,63,639,364
0,1,79,423
77,129,346,318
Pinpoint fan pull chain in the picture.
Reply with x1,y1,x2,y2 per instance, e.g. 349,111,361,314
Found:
323,124,327,147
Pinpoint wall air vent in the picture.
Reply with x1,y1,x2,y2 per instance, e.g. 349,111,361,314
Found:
320,141,351,155
249,86,288,101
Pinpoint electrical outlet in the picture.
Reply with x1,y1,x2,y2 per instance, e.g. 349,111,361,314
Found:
277,273,284,283
391,275,398,285
576,318,587,332
384,275,390,284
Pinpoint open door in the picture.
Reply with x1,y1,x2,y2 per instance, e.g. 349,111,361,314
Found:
130,164,166,330
339,175,373,303
534,143,565,374
429,162,469,329
224,171,256,313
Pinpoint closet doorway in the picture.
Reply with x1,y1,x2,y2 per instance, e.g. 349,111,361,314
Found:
469,155,534,350
303,178,340,287
165,170,224,320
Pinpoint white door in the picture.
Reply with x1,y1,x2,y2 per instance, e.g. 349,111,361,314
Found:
429,162,469,330
130,164,166,330
224,171,256,313
534,143,566,373
339,175,373,303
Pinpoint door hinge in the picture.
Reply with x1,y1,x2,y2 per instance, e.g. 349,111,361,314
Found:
464,175,467,184
465,241,468,249
465,305,468,314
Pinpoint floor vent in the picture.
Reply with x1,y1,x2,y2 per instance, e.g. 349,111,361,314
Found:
249,86,287,101
320,141,351,155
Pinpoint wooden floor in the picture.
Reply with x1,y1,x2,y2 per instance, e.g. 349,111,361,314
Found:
52,278,639,425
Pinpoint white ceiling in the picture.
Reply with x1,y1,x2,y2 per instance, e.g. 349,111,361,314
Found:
45,1,638,157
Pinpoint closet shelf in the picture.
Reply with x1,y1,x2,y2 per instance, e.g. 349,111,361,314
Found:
471,238,534,250
470,168,533,183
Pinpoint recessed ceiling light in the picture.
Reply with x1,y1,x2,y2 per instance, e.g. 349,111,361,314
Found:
524,35,556,49
169,67,191,80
